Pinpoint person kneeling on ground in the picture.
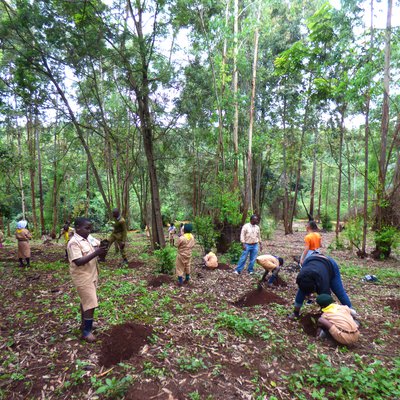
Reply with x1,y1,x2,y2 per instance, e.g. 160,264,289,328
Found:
289,253,353,319
256,254,284,286
316,294,360,345
176,224,195,286
67,217,107,342
203,248,218,269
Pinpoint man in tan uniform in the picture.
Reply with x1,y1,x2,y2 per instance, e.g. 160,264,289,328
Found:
67,217,107,342
176,224,195,286
316,294,360,346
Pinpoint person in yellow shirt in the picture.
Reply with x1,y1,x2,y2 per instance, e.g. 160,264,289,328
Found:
176,224,195,286
300,220,322,265
203,248,218,269
57,221,74,259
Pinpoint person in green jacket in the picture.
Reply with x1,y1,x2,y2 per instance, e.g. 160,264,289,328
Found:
108,208,128,265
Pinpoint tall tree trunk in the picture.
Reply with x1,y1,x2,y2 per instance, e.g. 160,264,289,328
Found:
232,0,239,189
34,112,45,235
335,106,346,240
376,0,392,231
317,162,323,221
27,112,38,233
282,96,290,234
16,125,26,219
309,128,318,219
242,1,261,223
138,96,165,248
51,126,58,237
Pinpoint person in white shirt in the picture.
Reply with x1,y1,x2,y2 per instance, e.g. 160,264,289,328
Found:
234,215,262,275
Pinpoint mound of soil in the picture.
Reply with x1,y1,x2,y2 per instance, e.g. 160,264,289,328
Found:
234,288,286,307
148,274,173,287
217,263,231,270
127,260,145,269
99,322,153,367
386,299,400,313
299,313,321,336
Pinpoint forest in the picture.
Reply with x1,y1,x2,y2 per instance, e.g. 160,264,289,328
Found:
1,1,400,399
0,0,399,257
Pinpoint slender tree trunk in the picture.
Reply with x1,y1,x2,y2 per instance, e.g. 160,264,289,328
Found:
27,112,38,233
376,0,392,231
336,106,346,240
232,0,239,189
51,126,58,237
34,112,45,235
16,125,26,219
317,162,323,222
346,138,352,217
242,1,261,223
282,97,290,234
309,129,318,219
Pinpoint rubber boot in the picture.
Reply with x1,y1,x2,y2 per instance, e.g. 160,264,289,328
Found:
18,258,24,267
26,258,30,267
82,319,96,342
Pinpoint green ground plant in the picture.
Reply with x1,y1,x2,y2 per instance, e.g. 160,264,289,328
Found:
226,242,243,263
154,246,176,274
287,354,400,399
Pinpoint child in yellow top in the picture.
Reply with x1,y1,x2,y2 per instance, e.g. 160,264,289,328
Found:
300,220,322,265
316,294,360,345
176,224,195,286
203,248,218,269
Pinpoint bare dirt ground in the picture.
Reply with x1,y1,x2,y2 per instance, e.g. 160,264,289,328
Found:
0,225,399,399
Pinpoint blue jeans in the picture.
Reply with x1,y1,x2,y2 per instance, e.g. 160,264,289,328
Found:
294,256,352,309
235,243,259,273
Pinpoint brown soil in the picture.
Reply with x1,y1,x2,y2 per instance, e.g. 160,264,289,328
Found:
299,313,321,336
271,276,288,287
386,298,400,313
148,274,174,287
99,322,153,367
128,260,146,269
233,287,287,307
216,262,231,270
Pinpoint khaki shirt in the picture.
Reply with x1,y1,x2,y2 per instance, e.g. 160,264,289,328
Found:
322,304,359,333
67,233,98,287
240,223,261,244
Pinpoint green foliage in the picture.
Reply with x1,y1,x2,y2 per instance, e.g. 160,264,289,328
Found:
374,226,400,259
344,217,363,251
193,215,219,251
226,242,243,263
153,246,176,275
260,218,276,240
177,355,207,372
287,354,400,399
321,214,333,231
93,375,133,399
216,312,275,341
